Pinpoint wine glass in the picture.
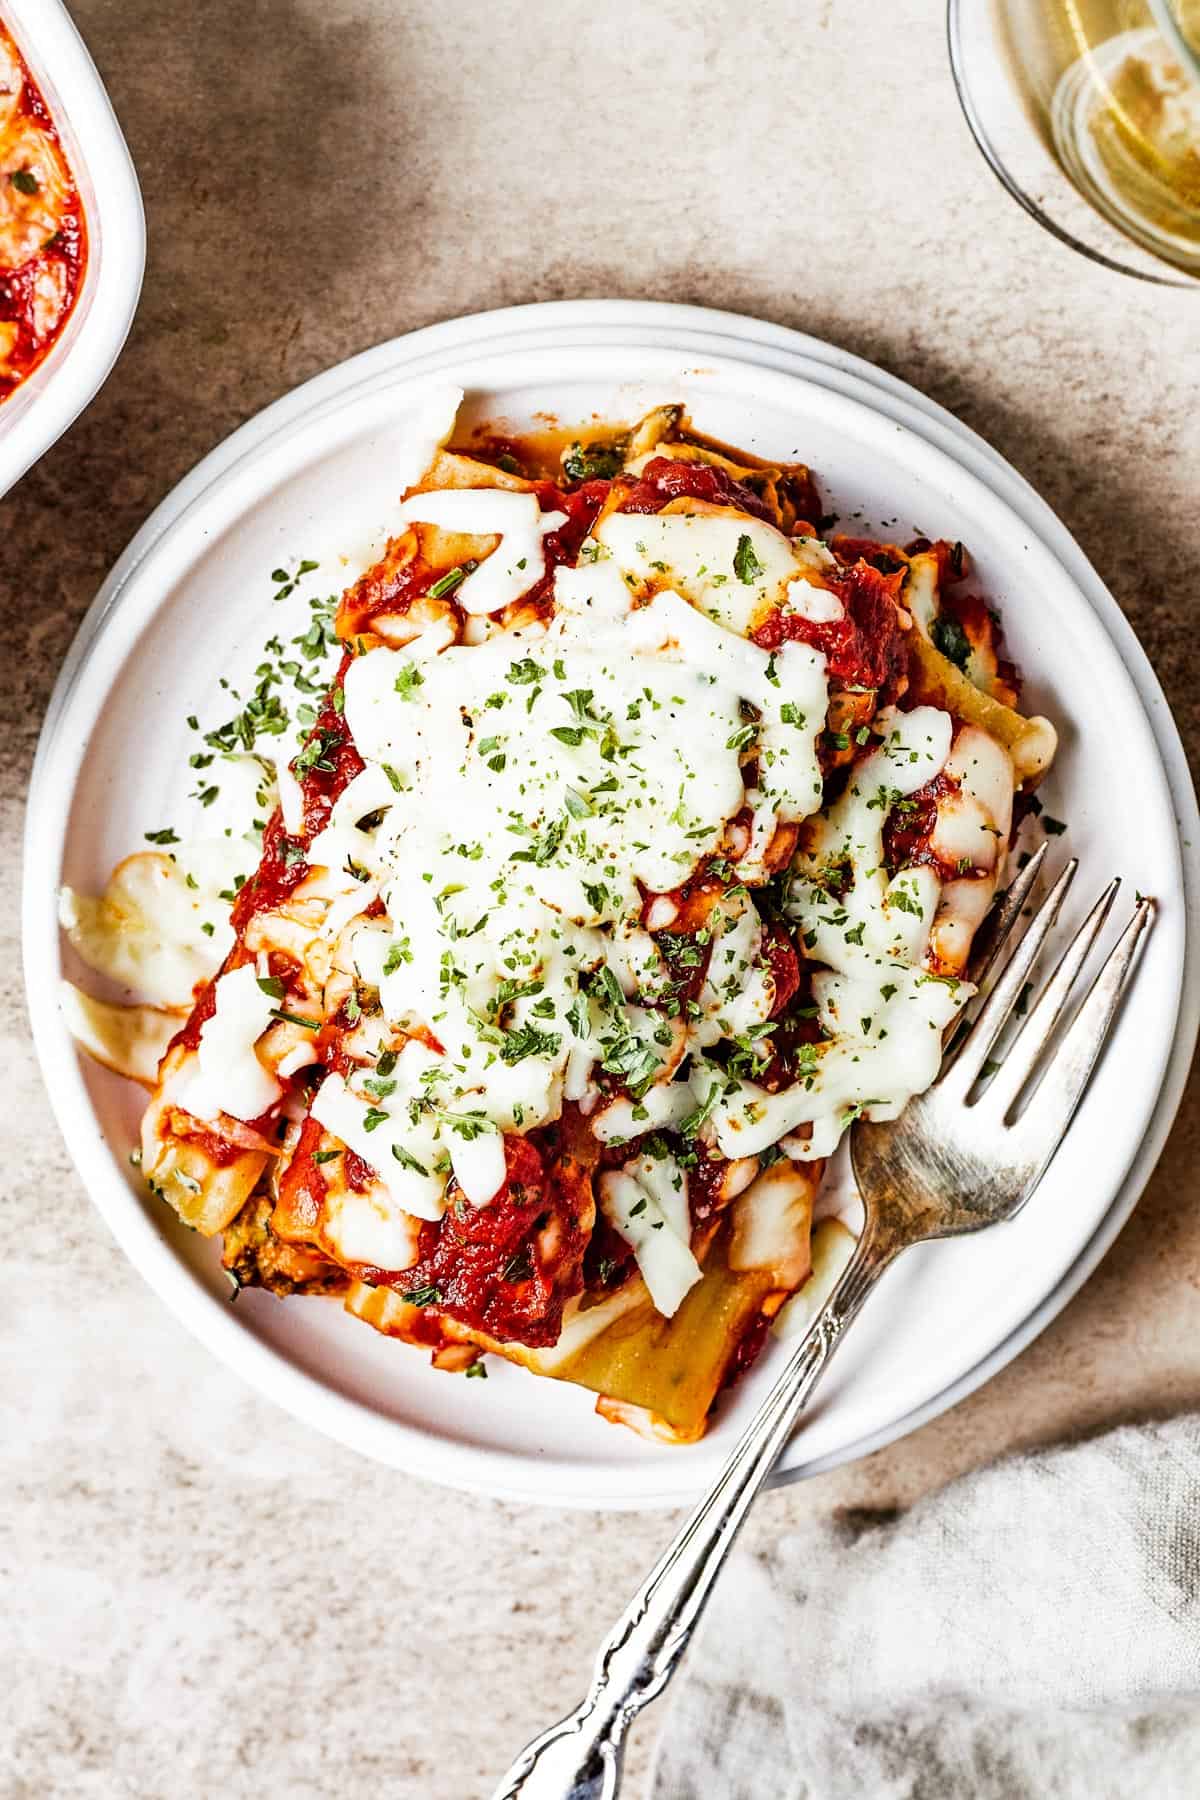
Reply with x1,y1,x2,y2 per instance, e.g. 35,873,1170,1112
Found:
948,0,1200,285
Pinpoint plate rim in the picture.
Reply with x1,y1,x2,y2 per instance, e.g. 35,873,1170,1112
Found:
24,300,1199,1508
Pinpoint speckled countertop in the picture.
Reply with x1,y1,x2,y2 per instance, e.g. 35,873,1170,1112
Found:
3,3,1198,1796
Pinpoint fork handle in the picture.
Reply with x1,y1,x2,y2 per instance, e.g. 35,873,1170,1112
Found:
488,1226,896,1800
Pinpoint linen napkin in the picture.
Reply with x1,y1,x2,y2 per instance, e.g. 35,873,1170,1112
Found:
652,1415,1200,1800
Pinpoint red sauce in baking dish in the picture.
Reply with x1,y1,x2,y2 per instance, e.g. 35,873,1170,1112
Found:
0,22,87,402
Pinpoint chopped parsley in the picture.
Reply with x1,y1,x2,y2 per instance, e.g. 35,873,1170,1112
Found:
733,533,765,585
931,615,971,672
272,558,319,602
889,886,924,918
293,726,342,776
428,562,475,599
391,1143,429,1175
562,441,624,482
401,1283,443,1307
499,1023,562,1065
502,1247,534,1283
510,816,567,867
270,1007,320,1030
382,938,413,975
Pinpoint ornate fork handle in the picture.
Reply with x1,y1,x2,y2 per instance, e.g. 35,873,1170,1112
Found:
489,1224,898,1800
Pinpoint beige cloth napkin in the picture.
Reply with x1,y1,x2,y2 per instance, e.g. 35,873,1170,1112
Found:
652,1416,1200,1799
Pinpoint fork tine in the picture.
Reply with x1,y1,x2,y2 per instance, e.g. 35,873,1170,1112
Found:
1010,898,1153,1146
983,878,1120,1118
967,842,1049,992
940,858,1078,1097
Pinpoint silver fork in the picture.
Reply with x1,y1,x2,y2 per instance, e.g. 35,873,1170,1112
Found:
491,847,1153,1800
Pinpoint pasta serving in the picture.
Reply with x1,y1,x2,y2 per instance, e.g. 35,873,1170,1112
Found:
61,391,1057,1443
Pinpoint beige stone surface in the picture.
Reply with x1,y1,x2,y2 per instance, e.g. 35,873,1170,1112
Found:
2,2,1197,1795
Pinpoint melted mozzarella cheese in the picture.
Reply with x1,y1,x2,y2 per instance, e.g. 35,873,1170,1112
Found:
785,577,845,625
705,706,967,1163
599,1157,701,1317
591,1078,699,1145
593,509,836,637
397,489,567,615
311,1043,457,1222
295,488,1019,1308
336,591,821,1137
447,1129,508,1208
552,562,827,876
106,452,1024,1323
929,726,1015,969
321,1180,422,1271
180,964,282,1123
289,525,829,1253
275,755,306,834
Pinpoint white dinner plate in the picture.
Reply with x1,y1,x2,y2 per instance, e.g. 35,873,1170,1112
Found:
24,302,1198,1509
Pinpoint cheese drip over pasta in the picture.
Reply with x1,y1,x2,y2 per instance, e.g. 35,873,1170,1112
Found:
300,546,828,1253
64,413,1034,1330
279,502,988,1316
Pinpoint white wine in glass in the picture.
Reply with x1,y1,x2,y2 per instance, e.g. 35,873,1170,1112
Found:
950,0,1200,282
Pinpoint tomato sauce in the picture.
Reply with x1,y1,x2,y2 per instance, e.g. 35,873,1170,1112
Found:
762,923,801,1017
616,456,776,522
752,557,909,693
227,654,363,934
337,540,439,637
173,970,219,1055
882,770,967,880
276,1115,329,1235
722,1307,771,1390
688,1150,733,1224
518,479,613,615
0,24,87,403
364,1136,591,1346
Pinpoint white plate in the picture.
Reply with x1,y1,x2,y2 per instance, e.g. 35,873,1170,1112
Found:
24,303,1197,1509
0,0,145,498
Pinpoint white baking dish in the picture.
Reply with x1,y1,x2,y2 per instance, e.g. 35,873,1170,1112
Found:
0,0,144,498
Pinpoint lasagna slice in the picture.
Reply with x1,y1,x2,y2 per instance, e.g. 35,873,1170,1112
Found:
68,395,1057,1442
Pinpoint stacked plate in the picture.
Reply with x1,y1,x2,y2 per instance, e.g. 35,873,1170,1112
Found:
24,301,1199,1507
